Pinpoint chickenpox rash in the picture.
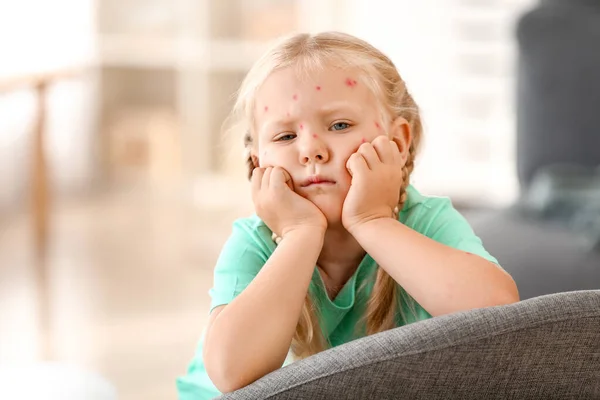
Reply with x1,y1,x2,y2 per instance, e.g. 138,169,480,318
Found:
312,134,318,139
361,138,366,144
299,124,304,130
264,106,269,112
375,122,381,129
345,78,358,88
316,86,321,91
292,94,298,100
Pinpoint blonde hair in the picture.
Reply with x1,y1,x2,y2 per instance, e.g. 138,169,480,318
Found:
227,31,423,359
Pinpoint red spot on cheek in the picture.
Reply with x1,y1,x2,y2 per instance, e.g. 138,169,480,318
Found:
361,138,366,144
316,86,321,91
264,106,269,112
345,78,358,87
312,134,318,139
292,94,298,100
375,122,381,129
286,112,290,117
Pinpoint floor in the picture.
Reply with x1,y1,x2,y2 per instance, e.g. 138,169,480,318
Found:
0,180,254,399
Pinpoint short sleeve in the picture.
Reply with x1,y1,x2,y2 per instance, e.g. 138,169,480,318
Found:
208,217,274,312
423,199,501,266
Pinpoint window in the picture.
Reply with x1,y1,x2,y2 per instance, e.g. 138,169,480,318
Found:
346,0,537,206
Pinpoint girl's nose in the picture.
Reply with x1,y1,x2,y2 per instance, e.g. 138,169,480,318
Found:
299,133,329,165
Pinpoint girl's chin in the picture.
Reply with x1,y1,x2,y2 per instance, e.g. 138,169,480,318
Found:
310,200,344,226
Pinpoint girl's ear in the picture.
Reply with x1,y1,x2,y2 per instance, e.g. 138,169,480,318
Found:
244,131,260,168
251,152,260,168
390,116,412,164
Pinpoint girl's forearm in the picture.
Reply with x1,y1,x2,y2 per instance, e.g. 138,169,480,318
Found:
349,218,519,316
204,228,324,393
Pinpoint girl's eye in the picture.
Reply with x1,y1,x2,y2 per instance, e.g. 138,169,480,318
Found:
331,122,350,131
276,133,296,141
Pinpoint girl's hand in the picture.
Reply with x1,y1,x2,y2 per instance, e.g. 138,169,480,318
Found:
252,166,328,239
342,136,405,233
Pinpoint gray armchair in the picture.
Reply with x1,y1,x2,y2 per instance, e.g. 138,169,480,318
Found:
219,290,600,399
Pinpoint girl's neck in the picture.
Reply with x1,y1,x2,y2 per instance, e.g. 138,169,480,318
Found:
317,223,366,298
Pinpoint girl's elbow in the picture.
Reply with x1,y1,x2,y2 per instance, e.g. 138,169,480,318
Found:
204,354,247,394
204,344,271,394
488,263,520,305
212,376,245,395
204,345,246,394
495,277,520,305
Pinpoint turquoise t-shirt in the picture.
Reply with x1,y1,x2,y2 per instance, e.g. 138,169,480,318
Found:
177,185,499,400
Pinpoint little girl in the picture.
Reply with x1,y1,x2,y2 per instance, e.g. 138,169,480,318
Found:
177,31,519,399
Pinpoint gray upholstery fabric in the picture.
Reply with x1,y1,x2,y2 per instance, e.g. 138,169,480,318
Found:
219,291,600,400
464,208,600,300
515,0,600,188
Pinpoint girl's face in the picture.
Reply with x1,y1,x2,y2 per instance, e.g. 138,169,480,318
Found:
253,65,390,225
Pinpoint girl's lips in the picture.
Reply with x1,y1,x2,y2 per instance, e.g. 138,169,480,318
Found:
300,175,336,187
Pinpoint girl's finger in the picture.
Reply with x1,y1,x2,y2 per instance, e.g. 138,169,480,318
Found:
251,167,265,197
262,167,273,189
346,152,369,177
357,142,380,169
373,137,394,164
390,140,404,166
283,168,294,190
270,166,292,190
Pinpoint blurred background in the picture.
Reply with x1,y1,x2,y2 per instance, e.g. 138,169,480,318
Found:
6,0,594,398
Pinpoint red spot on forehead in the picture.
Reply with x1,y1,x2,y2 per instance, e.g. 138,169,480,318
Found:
264,106,269,112
316,86,321,91
345,78,358,87
292,94,298,100
299,124,304,130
